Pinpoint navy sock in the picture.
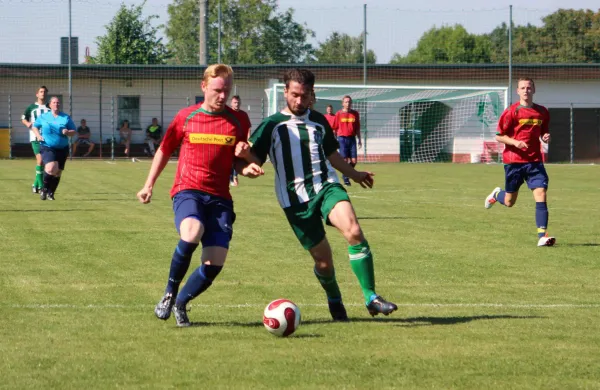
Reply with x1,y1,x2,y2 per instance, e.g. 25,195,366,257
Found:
495,190,506,205
42,172,52,191
165,240,198,295
175,264,223,307
535,202,549,238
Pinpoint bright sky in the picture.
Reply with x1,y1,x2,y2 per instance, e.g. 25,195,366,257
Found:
0,0,598,64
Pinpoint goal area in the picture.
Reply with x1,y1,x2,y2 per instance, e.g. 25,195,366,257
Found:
266,84,508,163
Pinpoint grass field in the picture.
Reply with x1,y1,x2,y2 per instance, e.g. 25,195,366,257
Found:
1,159,599,389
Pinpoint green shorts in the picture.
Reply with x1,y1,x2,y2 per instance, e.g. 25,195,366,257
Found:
283,182,351,250
31,141,41,155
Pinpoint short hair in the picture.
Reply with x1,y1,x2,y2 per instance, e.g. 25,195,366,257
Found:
231,95,241,101
517,78,535,88
326,104,333,109
342,95,352,102
81,118,86,122
49,96,60,103
203,64,233,84
283,68,315,89
38,86,48,93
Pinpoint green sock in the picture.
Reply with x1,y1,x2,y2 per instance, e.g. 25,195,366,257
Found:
313,267,342,301
35,165,43,188
348,241,376,304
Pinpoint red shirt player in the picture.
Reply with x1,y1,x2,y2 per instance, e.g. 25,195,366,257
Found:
137,64,263,327
324,104,338,135
484,78,555,247
335,95,362,185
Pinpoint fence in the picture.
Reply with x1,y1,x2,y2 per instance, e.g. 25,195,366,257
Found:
1,1,599,162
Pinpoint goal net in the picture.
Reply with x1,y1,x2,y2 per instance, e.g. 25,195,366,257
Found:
266,84,508,163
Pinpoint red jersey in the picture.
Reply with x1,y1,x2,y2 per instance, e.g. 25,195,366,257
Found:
324,113,338,132
160,104,248,199
335,109,360,137
497,102,550,164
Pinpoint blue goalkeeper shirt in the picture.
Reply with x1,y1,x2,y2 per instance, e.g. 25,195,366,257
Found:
34,112,76,149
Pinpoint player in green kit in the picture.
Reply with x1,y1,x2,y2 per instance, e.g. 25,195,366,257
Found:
239,69,397,320
21,86,50,193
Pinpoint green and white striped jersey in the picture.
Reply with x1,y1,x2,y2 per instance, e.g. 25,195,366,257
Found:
250,109,340,208
22,102,50,142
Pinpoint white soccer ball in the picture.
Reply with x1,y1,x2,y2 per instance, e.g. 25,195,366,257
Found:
263,299,301,337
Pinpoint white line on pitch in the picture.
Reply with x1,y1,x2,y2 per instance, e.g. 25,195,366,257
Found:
4,303,599,310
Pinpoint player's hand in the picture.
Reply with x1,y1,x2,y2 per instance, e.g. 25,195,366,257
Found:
357,139,363,150
514,140,528,149
235,142,251,160
351,171,374,189
36,134,44,142
541,133,551,143
242,163,264,178
137,187,153,204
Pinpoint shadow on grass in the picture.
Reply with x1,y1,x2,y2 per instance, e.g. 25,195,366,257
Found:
560,243,599,247
0,209,100,212
76,199,135,202
184,314,542,329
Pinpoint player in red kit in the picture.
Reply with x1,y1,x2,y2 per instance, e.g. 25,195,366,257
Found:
229,95,252,187
324,105,338,135
335,96,361,186
137,64,263,326
484,78,555,247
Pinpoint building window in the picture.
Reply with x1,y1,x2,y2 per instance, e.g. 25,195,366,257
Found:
118,96,140,129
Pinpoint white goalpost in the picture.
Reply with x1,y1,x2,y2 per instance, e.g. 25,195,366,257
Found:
266,84,508,163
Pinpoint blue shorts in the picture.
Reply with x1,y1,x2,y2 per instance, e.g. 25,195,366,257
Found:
172,190,236,249
504,162,549,193
40,145,69,170
338,136,357,159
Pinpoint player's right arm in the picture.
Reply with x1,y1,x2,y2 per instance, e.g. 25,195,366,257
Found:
137,113,183,204
21,105,33,129
495,107,527,149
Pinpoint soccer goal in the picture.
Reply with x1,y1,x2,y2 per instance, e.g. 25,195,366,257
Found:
266,84,508,163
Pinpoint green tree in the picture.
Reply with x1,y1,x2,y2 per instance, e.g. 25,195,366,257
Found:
165,0,315,65
313,32,376,64
89,1,170,64
389,25,490,64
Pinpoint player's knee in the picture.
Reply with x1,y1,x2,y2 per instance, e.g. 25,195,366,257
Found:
179,218,203,242
343,222,363,242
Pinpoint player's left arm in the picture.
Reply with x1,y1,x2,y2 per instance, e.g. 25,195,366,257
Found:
355,111,362,148
62,117,77,137
327,151,373,189
541,107,551,143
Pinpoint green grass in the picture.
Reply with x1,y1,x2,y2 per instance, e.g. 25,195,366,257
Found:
1,159,599,389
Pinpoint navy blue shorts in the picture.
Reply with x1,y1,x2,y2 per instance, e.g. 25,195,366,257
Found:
338,136,357,159
504,162,549,193
172,190,236,249
40,145,69,170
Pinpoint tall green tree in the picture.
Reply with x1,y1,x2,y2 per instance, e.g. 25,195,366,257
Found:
89,1,170,64
313,32,376,64
389,25,490,64
165,0,315,65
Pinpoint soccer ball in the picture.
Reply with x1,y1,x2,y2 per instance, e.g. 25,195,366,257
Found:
263,299,301,337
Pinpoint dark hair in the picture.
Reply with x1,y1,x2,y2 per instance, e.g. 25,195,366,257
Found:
39,86,48,93
326,104,333,109
342,95,352,102
231,95,241,101
283,68,315,89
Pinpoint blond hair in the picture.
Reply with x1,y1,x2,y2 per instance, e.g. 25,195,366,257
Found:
517,77,535,88
203,64,233,83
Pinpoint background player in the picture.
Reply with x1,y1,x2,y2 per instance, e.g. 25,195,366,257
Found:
229,95,252,187
484,78,555,247
21,86,50,194
335,95,362,186
136,64,262,327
